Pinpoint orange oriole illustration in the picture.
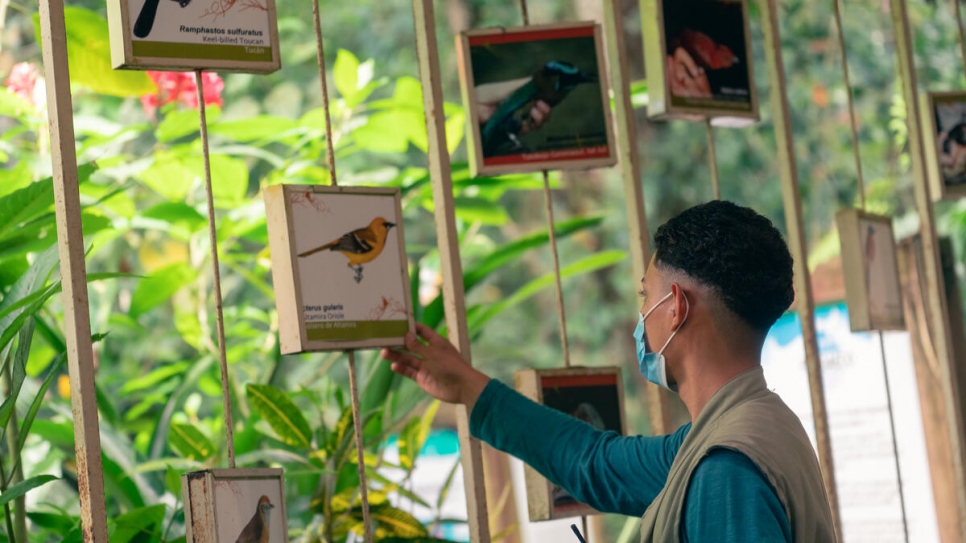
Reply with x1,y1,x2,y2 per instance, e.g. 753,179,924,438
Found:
298,217,396,283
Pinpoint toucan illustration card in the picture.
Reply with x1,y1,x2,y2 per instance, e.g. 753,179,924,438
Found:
514,367,626,521
264,184,414,353
182,468,288,543
457,22,616,177
107,0,280,73
642,0,758,125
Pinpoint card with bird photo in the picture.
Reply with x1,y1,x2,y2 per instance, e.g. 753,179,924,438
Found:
182,468,288,543
514,367,626,521
641,0,758,126
921,91,966,201
456,22,617,177
836,209,905,332
107,0,281,73
263,184,414,354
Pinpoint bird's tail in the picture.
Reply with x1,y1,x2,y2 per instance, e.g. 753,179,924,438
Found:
298,241,337,258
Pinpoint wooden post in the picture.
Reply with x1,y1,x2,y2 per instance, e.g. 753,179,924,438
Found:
410,1,490,540
759,0,842,536
601,0,671,435
890,0,966,534
38,0,110,540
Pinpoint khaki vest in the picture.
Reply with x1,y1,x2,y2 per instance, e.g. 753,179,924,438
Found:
639,367,836,542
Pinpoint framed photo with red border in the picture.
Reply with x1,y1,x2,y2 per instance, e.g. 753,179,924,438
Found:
456,22,617,177
513,366,626,521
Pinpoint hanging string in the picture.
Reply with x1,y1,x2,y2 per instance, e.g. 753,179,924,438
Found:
831,0,866,210
311,3,372,540
518,0,530,26
705,120,721,200
542,170,571,367
953,0,966,76
196,70,235,469
878,333,910,542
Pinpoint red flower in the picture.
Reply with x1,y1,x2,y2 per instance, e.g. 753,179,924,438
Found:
4,62,46,111
140,71,224,119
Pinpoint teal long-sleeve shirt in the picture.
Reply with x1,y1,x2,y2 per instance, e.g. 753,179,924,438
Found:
469,380,792,542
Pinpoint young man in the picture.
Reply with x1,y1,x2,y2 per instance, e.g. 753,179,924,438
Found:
382,201,836,542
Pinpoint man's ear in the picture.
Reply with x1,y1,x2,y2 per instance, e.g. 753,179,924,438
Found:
669,283,690,330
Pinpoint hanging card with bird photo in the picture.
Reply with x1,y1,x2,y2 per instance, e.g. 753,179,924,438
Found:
920,91,966,201
263,184,414,353
182,468,288,543
514,367,626,521
641,0,758,126
106,0,280,73
457,22,617,177
836,208,905,332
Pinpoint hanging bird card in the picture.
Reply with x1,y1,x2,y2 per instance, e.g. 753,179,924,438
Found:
106,0,280,73
836,208,905,332
263,184,414,354
513,366,626,521
641,0,758,126
456,22,617,177
920,91,966,201
182,468,288,543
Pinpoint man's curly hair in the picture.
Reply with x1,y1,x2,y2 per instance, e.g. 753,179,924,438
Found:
653,200,794,333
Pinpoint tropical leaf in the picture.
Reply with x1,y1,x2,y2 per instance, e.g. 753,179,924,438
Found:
369,504,429,538
18,354,66,451
168,423,215,460
0,475,58,508
129,263,196,318
398,400,440,471
0,319,33,432
247,384,313,448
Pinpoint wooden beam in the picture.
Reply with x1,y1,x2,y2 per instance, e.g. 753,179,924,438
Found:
889,0,966,535
602,0,672,435
410,1,490,540
37,0,109,540
759,0,842,536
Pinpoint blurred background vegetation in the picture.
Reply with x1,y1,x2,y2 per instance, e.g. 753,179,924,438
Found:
1,0,966,541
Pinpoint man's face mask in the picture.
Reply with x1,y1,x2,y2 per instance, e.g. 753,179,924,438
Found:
633,290,689,392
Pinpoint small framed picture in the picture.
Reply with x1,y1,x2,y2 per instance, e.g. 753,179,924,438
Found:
107,0,281,73
836,208,905,332
641,0,758,126
182,468,288,543
456,22,617,177
921,91,966,201
513,366,626,521
263,184,415,354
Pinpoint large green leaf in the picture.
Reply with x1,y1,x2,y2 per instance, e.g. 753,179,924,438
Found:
129,262,196,318
168,422,215,460
0,474,58,507
0,164,96,240
369,504,429,538
32,8,154,97
108,504,165,543
334,49,360,103
140,150,247,206
19,354,66,451
469,250,626,332
0,320,33,432
210,115,299,142
246,384,312,448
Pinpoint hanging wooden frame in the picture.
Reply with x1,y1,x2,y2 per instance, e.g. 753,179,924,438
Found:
263,184,415,353
513,366,626,521
107,0,281,73
182,468,289,543
456,22,617,177
640,0,758,126
920,91,966,202
836,208,905,332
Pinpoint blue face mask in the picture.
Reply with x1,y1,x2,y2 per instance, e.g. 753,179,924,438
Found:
633,291,689,392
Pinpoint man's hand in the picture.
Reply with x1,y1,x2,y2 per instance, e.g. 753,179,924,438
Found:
381,323,491,413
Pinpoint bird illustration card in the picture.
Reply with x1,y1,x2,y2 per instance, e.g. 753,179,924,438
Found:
836,209,905,332
106,0,280,73
182,468,288,543
263,184,414,354
457,22,617,177
641,0,758,126
921,91,966,201
514,367,626,521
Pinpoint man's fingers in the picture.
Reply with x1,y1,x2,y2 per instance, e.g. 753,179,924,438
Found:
381,346,423,367
415,323,451,349
390,361,419,381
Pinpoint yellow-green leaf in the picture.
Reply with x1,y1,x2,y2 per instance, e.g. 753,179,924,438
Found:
246,384,312,448
168,423,214,460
